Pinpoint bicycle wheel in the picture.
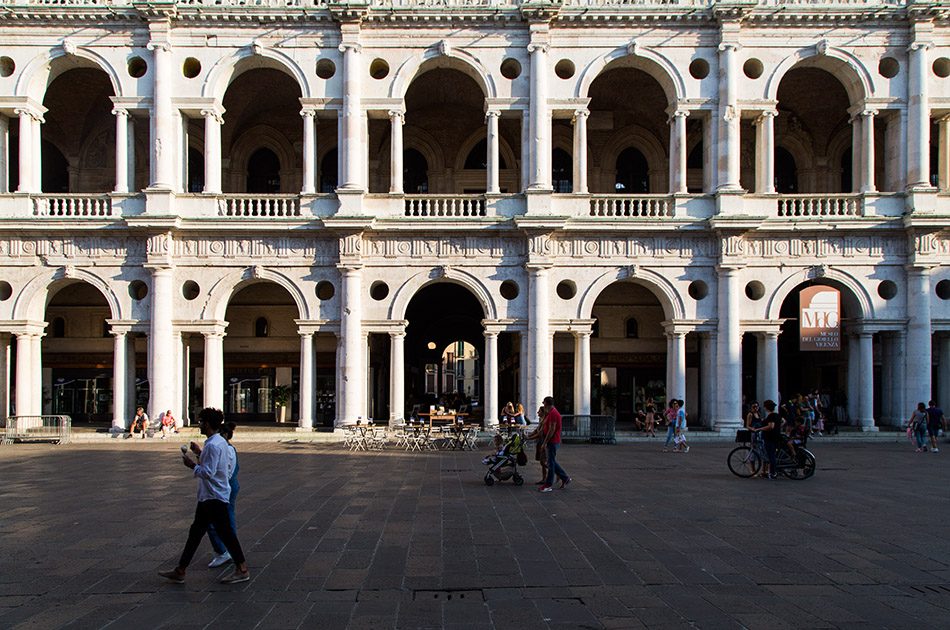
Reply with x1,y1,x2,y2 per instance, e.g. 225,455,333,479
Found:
782,449,816,480
727,446,761,478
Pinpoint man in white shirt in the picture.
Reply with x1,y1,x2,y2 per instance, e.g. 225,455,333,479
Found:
158,407,250,585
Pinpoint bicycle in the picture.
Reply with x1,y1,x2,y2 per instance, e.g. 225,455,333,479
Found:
727,429,816,480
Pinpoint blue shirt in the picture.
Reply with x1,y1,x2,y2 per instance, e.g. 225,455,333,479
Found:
675,408,687,430
193,433,232,503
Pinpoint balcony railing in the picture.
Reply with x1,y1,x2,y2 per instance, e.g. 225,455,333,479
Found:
217,195,301,218
776,194,863,218
589,195,673,218
33,195,113,218
404,195,486,218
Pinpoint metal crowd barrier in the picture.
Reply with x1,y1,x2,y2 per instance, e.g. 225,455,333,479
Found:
1,415,72,445
561,414,616,444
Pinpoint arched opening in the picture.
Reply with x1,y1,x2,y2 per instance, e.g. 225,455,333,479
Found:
552,148,572,193
587,64,680,194
37,67,116,193
320,149,338,193
221,67,303,193
775,147,798,194
222,282,300,423
463,139,508,170
404,148,429,194
614,147,650,193
775,66,853,194
246,148,281,194
775,280,871,429
586,282,673,425
42,281,119,424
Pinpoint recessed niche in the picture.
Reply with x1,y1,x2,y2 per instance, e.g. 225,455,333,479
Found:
500,280,519,300
127,56,147,78
556,280,576,300
936,278,950,300
878,280,898,300
128,280,148,301
182,280,200,301
370,281,389,300
182,57,201,79
688,280,709,300
0,57,14,78
500,58,521,80
316,281,335,300
743,58,764,80
370,59,390,80
0,281,12,301
555,59,575,80
878,56,899,79
316,59,336,79
689,58,709,80
745,280,765,301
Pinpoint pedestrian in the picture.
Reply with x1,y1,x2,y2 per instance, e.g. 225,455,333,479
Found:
745,401,761,429
538,396,571,492
160,409,178,439
662,400,676,451
205,421,240,568
128,406,149,439
927,401,945,453
158,407,250,585
644,399,657,437
907,402,929,453
672,400,689,453
754,400,782,479
526,405,549,484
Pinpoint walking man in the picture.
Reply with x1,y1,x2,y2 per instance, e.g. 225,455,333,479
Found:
539,396,571,493
159,407,250,584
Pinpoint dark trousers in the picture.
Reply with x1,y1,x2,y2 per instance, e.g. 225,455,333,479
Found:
179,499,246,568
544,442,569,486
763,439,778,473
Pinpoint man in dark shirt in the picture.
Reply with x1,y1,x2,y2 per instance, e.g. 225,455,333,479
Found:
539,396,571,492
927,401,945,453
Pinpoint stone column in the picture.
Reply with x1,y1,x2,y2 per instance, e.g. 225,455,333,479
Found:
301,109,316,194
486,110,500,194
202,109,223,194
389,110,404,193
754,111,776,194
847,334,859,424
861,109,877,193
0,114,7,193
113,108,130,193
667,331,686,403
520,111,530,193
127,116,137,192
906,266,932,406
148,268,174,420
907,41,932,188
339,42,363,190
669,110,689,194
762,331,779,406
14,108,38,193
527,265,550,415
573,330,591,416
15,334,32,416
857,332,876,430
148,40,174,189
181,335,191,424
528,41,550,189
334,333,343,426
0,334,8,420
31,333,43,415
112,330,127,430
299,332,313,429
851,114,863,192
340,265,364,422
203,330,224,410
716,267,742,429
519,332,528,414
699,333,714,427
938,115,950,191
362,331,370,419
389,330,405,425
572,109,589,194
717,42,741,191
483,330,499,427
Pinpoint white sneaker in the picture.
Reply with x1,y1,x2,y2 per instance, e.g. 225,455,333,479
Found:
208,552,232,568
933,448,939,453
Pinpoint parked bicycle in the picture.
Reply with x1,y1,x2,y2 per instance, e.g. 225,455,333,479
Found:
727,428,816,480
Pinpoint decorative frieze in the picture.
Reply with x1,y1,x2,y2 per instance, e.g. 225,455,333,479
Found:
366,236,521,260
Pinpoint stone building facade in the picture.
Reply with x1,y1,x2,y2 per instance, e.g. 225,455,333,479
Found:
0,0,948,431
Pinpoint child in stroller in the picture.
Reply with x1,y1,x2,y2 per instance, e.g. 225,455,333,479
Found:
482,431,527,486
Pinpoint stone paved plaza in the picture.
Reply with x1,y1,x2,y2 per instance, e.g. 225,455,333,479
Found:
0,439,947,629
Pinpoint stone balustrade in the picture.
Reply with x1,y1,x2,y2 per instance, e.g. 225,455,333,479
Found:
217,195,301,218
0,0,909,7
775,194,863,218
589,195,673,218
404,195,486,218
32,195,113,218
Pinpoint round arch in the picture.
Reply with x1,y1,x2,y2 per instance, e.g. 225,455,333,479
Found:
393,126,446,176
16,47,123,101
389,269,497,322
765,267,873,321
765,46,873,106
203,48,310,101
452,129,518,173
576,44,685,104
390,48,496,100
204,267,310,322
227,124,297,192
578,268,685,322
13,267,122,322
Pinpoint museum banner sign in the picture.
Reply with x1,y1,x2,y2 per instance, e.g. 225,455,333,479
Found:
800,286,841,351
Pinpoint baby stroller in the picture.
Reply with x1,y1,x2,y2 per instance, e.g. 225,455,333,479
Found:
482,431,527,486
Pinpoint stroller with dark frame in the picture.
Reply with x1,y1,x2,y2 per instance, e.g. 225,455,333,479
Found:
482,430,527,486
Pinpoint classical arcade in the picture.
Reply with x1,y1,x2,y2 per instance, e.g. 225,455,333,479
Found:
0,0,948,433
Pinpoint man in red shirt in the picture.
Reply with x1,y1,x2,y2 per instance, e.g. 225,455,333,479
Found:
539,396,571,492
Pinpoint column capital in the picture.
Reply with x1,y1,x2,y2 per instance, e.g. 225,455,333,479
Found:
527,42,550,54
339,42,362,54
718,42,742,53
388,109,405,123
389,330,406,340
860,109,878,119
14,107,44,124
485,109,501,121
525,262,552,274
146,41,172,53
300,108,317,120
111,107,131,119
754,109,778,124
337,263,364,274
908,41,934,53
201,108,225,124
483,330,499,340
571,108,589,123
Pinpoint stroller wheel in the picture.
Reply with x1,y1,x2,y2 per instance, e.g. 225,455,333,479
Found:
484,474,495,486
513,473,524,486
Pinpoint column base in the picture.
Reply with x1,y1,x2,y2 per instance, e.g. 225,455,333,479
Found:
856,424,879,432
714,421,742,434
295,426,314,433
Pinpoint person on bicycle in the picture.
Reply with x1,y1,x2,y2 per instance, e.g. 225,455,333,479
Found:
752,400,782,479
